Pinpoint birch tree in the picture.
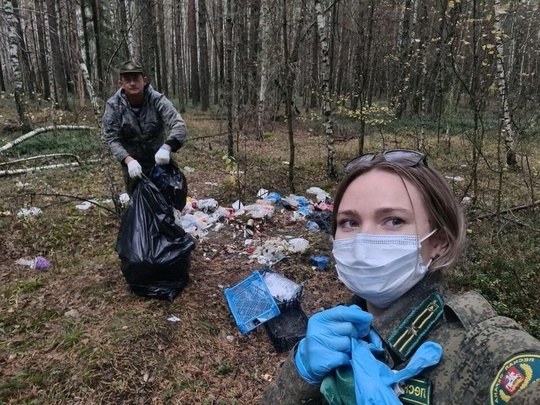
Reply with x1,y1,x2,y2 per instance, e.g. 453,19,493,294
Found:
316,0,335,178
493,0,517,167
5,0,31,131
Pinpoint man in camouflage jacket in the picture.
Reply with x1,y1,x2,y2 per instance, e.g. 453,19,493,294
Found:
261,272,540,404
102,61,187,194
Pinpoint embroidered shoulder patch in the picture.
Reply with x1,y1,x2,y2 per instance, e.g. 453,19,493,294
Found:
489,353,540,404
400,377,431,405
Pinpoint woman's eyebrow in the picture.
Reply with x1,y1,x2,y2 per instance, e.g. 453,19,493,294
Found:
336,209,358,217
374,207,412,216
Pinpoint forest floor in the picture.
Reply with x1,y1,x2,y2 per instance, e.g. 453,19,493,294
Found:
1,104,540,404
0,106,359,404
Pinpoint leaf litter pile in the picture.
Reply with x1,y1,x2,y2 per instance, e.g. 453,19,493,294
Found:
0,123,358,404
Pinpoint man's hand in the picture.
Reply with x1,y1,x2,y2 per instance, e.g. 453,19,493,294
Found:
155,146,171,165
127,160,143,178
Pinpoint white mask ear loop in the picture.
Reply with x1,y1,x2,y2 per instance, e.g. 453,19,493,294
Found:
418,229,438,269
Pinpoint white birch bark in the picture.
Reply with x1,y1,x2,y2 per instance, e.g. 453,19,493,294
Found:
125,0,134,59
43,2,57,103
5,0,30,130
493,0,517,166
75,4,101,123
315,0,335,178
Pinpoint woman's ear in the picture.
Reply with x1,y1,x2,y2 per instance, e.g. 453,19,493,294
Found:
430,231,449,260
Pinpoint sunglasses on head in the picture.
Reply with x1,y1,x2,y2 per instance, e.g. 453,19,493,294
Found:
344,149,428,173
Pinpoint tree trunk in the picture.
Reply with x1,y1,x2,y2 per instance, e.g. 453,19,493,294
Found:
124,0,134,59
89,0,103,96
310,22,319,109
283,0,294,192
249,0,261,106
156,0,168,94
226,0,235,157
199,0,210,110
75,0,100,121
174,0,186,112
35,0,51,100
316,0,336,178
257,0,270,138
5,0,31,131
0,59,5,92
46,0,69,110
12,0,36,99
493,0,517,167
188,0,200,105
395,0,412,119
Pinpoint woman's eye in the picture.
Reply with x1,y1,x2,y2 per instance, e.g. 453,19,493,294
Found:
384,218,404,228
339,219,358,229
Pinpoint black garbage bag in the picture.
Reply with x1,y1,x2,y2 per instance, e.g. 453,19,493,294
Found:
116,176,196,301
151,162,188,211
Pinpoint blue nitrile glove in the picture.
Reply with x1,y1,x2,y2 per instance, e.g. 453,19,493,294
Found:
155,146,170,165
350,337,443,405
295,305,373,385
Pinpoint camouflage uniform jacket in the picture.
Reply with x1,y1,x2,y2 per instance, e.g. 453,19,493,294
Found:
102,85,187,169
261,273,540,404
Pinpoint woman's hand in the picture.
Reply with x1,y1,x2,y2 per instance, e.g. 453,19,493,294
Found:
294,305,373,385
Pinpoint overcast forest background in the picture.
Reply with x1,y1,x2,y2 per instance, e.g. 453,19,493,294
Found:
2,0,540,404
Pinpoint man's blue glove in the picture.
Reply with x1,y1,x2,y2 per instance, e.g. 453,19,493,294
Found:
155,146,170,165
295,305,373,385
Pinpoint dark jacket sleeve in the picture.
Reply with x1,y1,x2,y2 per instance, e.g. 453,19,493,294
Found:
260,350,323,405
155,94,187,152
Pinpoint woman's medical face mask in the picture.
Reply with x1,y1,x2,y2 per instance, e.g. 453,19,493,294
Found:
332,230,437,309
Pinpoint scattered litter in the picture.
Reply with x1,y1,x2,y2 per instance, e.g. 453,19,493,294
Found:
197,198,219,212
17,207,42,218
244,203,274,219
16,181,30,188
257,188,269,198
232,200,244,210
15,256,51,271
306,186,331,203
205,182,218,186
75,201,93,210
184,166,195,173
306,221,320,232
308,210,332,234
224,270,281,334
262,270,303,304
309,256,331,271
461,196,472,204
446,175,464,182
288,238,309,253
119,193,130,204
167,315,181,322
265,192,282,203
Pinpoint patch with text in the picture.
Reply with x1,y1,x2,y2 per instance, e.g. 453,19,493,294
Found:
400,377,431,405
489,353,540,404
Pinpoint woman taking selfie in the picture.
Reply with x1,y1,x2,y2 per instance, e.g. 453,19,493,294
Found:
261,150,540,404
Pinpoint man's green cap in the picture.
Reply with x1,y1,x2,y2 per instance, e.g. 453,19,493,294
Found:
119,60,144,75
